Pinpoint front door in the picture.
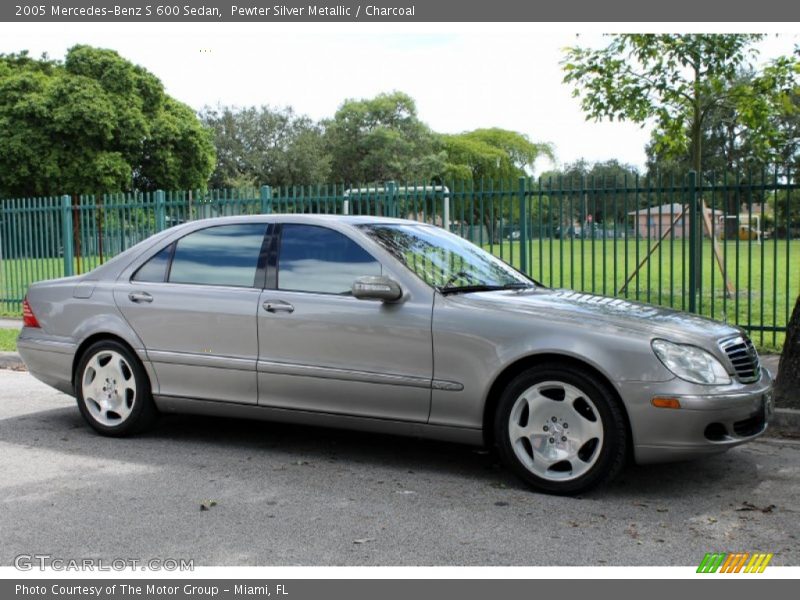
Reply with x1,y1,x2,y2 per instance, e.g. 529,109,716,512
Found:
256,223,433,422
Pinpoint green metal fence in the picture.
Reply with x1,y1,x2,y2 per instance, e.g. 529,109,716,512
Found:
2,172,798,350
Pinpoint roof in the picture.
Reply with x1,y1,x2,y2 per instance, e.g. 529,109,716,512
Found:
170,213,424,229
627,203,724,216
82,213,432,282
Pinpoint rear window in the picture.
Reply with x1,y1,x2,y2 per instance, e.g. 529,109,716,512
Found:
132,245,173,283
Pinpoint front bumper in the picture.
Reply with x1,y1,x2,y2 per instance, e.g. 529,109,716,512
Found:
622,368,774,465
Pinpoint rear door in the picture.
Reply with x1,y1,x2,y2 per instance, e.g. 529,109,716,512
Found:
256,223,434,422
114,223,269,404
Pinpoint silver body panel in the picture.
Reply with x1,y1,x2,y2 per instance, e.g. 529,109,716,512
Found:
17,215,772,464
114,282,261,404
256,288,433,421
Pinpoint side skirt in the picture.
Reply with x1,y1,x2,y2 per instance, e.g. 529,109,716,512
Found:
153,395,484,446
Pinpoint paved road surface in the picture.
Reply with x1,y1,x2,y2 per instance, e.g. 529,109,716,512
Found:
1,370,798,566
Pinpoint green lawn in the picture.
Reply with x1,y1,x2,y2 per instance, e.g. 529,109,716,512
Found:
0,329,18,352
2,238,797,352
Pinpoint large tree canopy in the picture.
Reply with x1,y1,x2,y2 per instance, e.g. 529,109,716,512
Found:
0,45,215,197
323,91,444,184
645,69,800,179
563,35,798,176
200,105,330,189
440,128,554,181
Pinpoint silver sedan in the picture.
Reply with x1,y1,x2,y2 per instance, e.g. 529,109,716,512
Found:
17,215,773,494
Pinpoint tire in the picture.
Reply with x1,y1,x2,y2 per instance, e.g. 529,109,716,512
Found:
75,340,157,436
494,363,628,495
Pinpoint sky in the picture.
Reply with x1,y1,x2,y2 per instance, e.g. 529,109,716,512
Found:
0,23,797,173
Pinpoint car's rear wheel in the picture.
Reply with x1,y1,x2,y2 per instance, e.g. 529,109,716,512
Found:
76,340,157,436
494,363,627,495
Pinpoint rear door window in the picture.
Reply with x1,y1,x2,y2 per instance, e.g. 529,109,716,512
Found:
168,224,268,287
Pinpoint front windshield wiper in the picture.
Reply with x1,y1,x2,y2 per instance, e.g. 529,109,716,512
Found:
439,282,535,295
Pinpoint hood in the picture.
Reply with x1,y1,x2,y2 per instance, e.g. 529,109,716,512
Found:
456,287,740,343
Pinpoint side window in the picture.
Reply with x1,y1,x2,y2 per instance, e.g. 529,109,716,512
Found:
278,225,381,294
168,224,267,287
132,245,172,283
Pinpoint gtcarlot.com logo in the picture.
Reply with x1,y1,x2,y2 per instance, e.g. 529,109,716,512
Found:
697,552,773,573
14,554,194,571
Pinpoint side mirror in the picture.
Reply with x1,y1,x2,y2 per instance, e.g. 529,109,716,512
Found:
352,276,403,302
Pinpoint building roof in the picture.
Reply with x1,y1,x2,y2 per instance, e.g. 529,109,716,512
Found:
627,202,724,216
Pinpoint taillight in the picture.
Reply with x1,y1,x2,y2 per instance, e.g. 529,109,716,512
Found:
22,298,40,328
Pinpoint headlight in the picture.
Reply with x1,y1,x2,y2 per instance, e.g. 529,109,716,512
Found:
652,339,731,385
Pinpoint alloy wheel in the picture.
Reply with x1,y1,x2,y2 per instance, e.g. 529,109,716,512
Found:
81,350,137,427
507,380,604,482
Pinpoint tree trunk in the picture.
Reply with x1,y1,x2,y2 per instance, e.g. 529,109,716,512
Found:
690,65,704,299
96,195,104,265
774,294,800,409
482,211,495,245
71,194,82,275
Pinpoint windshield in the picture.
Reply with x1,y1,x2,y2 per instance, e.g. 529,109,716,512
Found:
358,223,535,293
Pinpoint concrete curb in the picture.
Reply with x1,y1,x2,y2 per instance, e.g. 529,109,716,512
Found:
0,318,23,330
0,351,25,371
771,408,800,434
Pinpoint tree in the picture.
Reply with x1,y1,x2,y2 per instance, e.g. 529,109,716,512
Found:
775,296,800,409
563,35,797,177
324,91,444,184
539,159,640,225
440,128,554,182
200,105,330,189
772,49,800,408
0,45,215,197
438,128,554,240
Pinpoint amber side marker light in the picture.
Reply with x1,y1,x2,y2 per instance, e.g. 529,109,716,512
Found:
651,397,681,409
22,298,40,328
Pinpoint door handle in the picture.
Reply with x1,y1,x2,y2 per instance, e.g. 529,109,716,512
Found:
263,300,294,314
128,291,154,304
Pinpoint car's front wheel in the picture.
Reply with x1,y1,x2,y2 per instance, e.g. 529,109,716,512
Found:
494,364,628,495
76,340,157,436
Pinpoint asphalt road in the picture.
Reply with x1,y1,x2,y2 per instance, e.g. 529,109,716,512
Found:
1,370,799,567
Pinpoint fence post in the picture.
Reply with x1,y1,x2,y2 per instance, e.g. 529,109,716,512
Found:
385,181,397,218
155,190,166,231
260,185,273,214
442,187,451,232
60,195,74,277
687,170,699,313
518,176,528,275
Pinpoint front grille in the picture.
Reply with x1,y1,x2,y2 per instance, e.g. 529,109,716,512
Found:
720,336,761,383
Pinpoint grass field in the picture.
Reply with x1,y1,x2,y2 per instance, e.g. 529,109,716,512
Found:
2,238,797,352
0,329,18,352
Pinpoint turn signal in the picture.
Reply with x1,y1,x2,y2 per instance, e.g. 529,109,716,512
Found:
22,298,40,328
651,397,681,409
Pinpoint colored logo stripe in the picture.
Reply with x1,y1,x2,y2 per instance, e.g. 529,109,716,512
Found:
697,553,726,573
720,553,749,573
697,552,773,573
745,553,773,573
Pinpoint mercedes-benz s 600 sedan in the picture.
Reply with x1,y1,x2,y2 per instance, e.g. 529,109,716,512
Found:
18,215,773,494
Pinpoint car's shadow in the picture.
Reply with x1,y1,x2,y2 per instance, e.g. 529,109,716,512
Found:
1,403,766,499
